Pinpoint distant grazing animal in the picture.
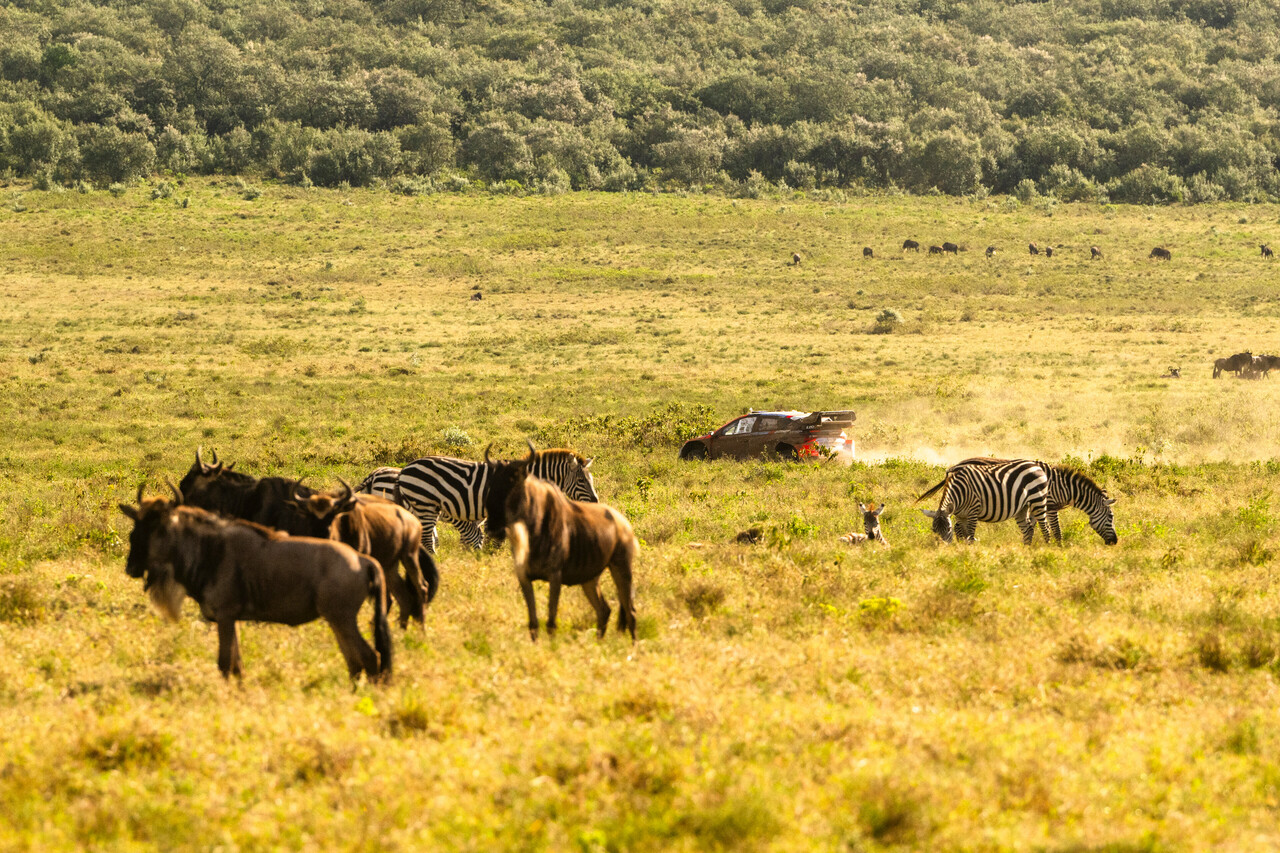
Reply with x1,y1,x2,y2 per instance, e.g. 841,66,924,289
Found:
1091,246,1102,260
359,441,598,554
942,242,960,254
916,459,1051,544
1160,367,1181,379
792,252,802,265
119,485,392,683
504,454,637,641
1029,243,1040,255
1262,244,1274,259
902,239,920,252
178,449,435,625
1246,355,1270,379
1213,351,1253,378
470,292,482,301
839,503,888,546
928,245,944,255
735,527,762,544
1260,355,1280,376
292,481,437,627
948,458,1117,545
1150,247,1172,260
1044,246,1054,258
985,246,996,258
863,246,874,258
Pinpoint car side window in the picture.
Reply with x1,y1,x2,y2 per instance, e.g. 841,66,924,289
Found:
756,417,779,432
717,420,741,437
735,417,757,435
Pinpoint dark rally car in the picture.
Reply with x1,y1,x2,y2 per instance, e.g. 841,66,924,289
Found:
678,410,856,462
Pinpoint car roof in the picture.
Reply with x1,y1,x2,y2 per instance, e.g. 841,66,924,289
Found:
747,411,809,419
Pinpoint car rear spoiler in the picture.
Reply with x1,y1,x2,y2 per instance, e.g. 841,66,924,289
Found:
797,410,856,427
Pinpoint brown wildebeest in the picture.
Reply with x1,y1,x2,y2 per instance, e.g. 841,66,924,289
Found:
839,503,888,546
1150,247,1172,260
902,239,920,251
293,480,435,628
863,246,873,258
1213,351,1253,378
1160,367,1181,379
1260,355,1280,376
178,449,437,625
1262,244,1274,259
119,485,392,683
470,292,482,301
504,456,638,642
1044,246,1054,258
942,242,960,254
928,245,944,254
1091,246,1102,260
1029,242,1040,255
791,252,802,265
985,246,996,257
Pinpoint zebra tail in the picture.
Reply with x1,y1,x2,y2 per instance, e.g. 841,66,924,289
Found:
914,478,948,504
419,545,440,604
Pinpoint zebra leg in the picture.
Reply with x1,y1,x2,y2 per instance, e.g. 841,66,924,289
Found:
956,518,978,542
1047,510,1063,544
1013,507,1035,543
405,505,441,554
452,519,485,550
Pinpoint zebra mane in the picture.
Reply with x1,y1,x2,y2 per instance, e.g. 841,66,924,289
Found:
1055,465,1107,496
534,448,588,466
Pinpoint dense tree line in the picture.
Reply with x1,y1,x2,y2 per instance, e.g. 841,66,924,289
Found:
3,0,1280,200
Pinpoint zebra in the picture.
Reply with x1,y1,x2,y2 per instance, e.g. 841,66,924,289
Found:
916,459,1051,544
947,458,1118,545
839,502,888,546
358,441,598,553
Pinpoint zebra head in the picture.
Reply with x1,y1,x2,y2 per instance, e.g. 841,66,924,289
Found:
1091,494,1119,545
526,440,599,503
562,456,598,502
920,509,954,542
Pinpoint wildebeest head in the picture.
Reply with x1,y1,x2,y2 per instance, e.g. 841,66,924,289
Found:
177,448,249,507
920,508,954,542
118,481,189,619
291,478,359,526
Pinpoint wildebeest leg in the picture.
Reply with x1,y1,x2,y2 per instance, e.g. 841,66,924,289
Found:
580,577,612,639
518,575,539,640
545,573,563,637
217,619,243,680
607,561,637,641
329,616,381,684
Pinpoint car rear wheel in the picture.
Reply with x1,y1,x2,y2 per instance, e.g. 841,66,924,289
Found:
681,443,708,460
775,443,799,461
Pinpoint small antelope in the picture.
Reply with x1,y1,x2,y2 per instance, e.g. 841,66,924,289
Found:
1090,245,1102,260
839,503,888,546
1044,246,1054,258
1029,242,1040,255
985,245,996,258
792,252,802,265
1262,244,1273,259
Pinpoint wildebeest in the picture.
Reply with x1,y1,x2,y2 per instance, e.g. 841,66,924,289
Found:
863,246,873,258
504,455,638,642
902,239,920,252
1091,246,1102,260
928,245,944,255
119,485,392,683
942,242,960,254
178,450,436,625
1029,242,1040,255
791,252,802,265
838,503,888,546
1044,246,1054,258
1262,244,1274,259
470,292,482,301
985,246,996,258
292,481,437,627
1150,247,1172,260
1160,367,1181,378
1213,352,1253,378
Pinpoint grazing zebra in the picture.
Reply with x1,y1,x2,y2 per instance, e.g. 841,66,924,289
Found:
948,458,1118,545
916,459,1051,544
358,442,598,553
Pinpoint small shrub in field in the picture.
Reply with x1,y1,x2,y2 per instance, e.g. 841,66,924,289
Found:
108,182,127,197
387,694,432,738
1241,630,1277,669
0,577,45,623
1221,717,1261,756
681,580,725,618
439,426,473,450
1058,634,1150,670
78,723,171,771
284,739,355,783
1067,573,1109,606
1195,632,1231,673
462,631,492,658
858,597,902,627
150,181,173,200
856,778,930,843
871,308,902,334
1238,539,1272,566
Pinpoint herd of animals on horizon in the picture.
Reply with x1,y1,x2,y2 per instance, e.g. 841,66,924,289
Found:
790,241,1280,264
118,445,1116,684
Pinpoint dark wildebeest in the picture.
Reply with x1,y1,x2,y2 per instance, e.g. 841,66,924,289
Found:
863,246,873,258
178,450,436,625
1213,352,1253,378
1150,247,1172,260
119,485,392,683
1091,246,1102,260
470,292,482,301
504,455,638,642
791,252,802,265
1029,242,1040,255
838,503,888,546
292,481,438,627
1160,367,1181,379
985,246,996,258
1044,246,1054,258
1260,355,1280,377
902,239,920,252
1247,355,1270,379
942,242,960,254
1262,244,1274,259
928,245,944,255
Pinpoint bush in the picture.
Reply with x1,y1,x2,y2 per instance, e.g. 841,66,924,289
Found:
871,308,903,334
1108,164,1187,205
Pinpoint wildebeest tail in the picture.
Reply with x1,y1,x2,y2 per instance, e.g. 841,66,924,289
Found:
914,477,948,504
419,545,440,604
367,561,393,678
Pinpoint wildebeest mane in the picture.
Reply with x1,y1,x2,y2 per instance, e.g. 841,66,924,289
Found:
480,458,526,544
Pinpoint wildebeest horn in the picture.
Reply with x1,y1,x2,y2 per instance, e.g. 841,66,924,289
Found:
135,482,145,503
337,477,354,501
164,477,183,504
196,446,207,471
211,449,219,465
526,438,537,454
292,488,310,505
484,443,493,464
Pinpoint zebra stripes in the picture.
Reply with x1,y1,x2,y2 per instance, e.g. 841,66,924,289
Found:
358,447,598,553
917,459,1051,544
949,457,1118,545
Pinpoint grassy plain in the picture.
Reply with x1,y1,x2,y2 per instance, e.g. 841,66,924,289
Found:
3,181,1280,850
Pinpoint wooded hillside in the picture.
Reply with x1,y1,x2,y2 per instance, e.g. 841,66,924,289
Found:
3,0,1280,199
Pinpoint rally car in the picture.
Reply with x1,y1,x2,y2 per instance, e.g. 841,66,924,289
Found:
678,410,856,462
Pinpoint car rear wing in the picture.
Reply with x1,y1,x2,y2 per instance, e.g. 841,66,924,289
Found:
797,410,856,428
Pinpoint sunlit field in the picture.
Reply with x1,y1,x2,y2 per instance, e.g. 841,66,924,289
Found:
3,181,1280,850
